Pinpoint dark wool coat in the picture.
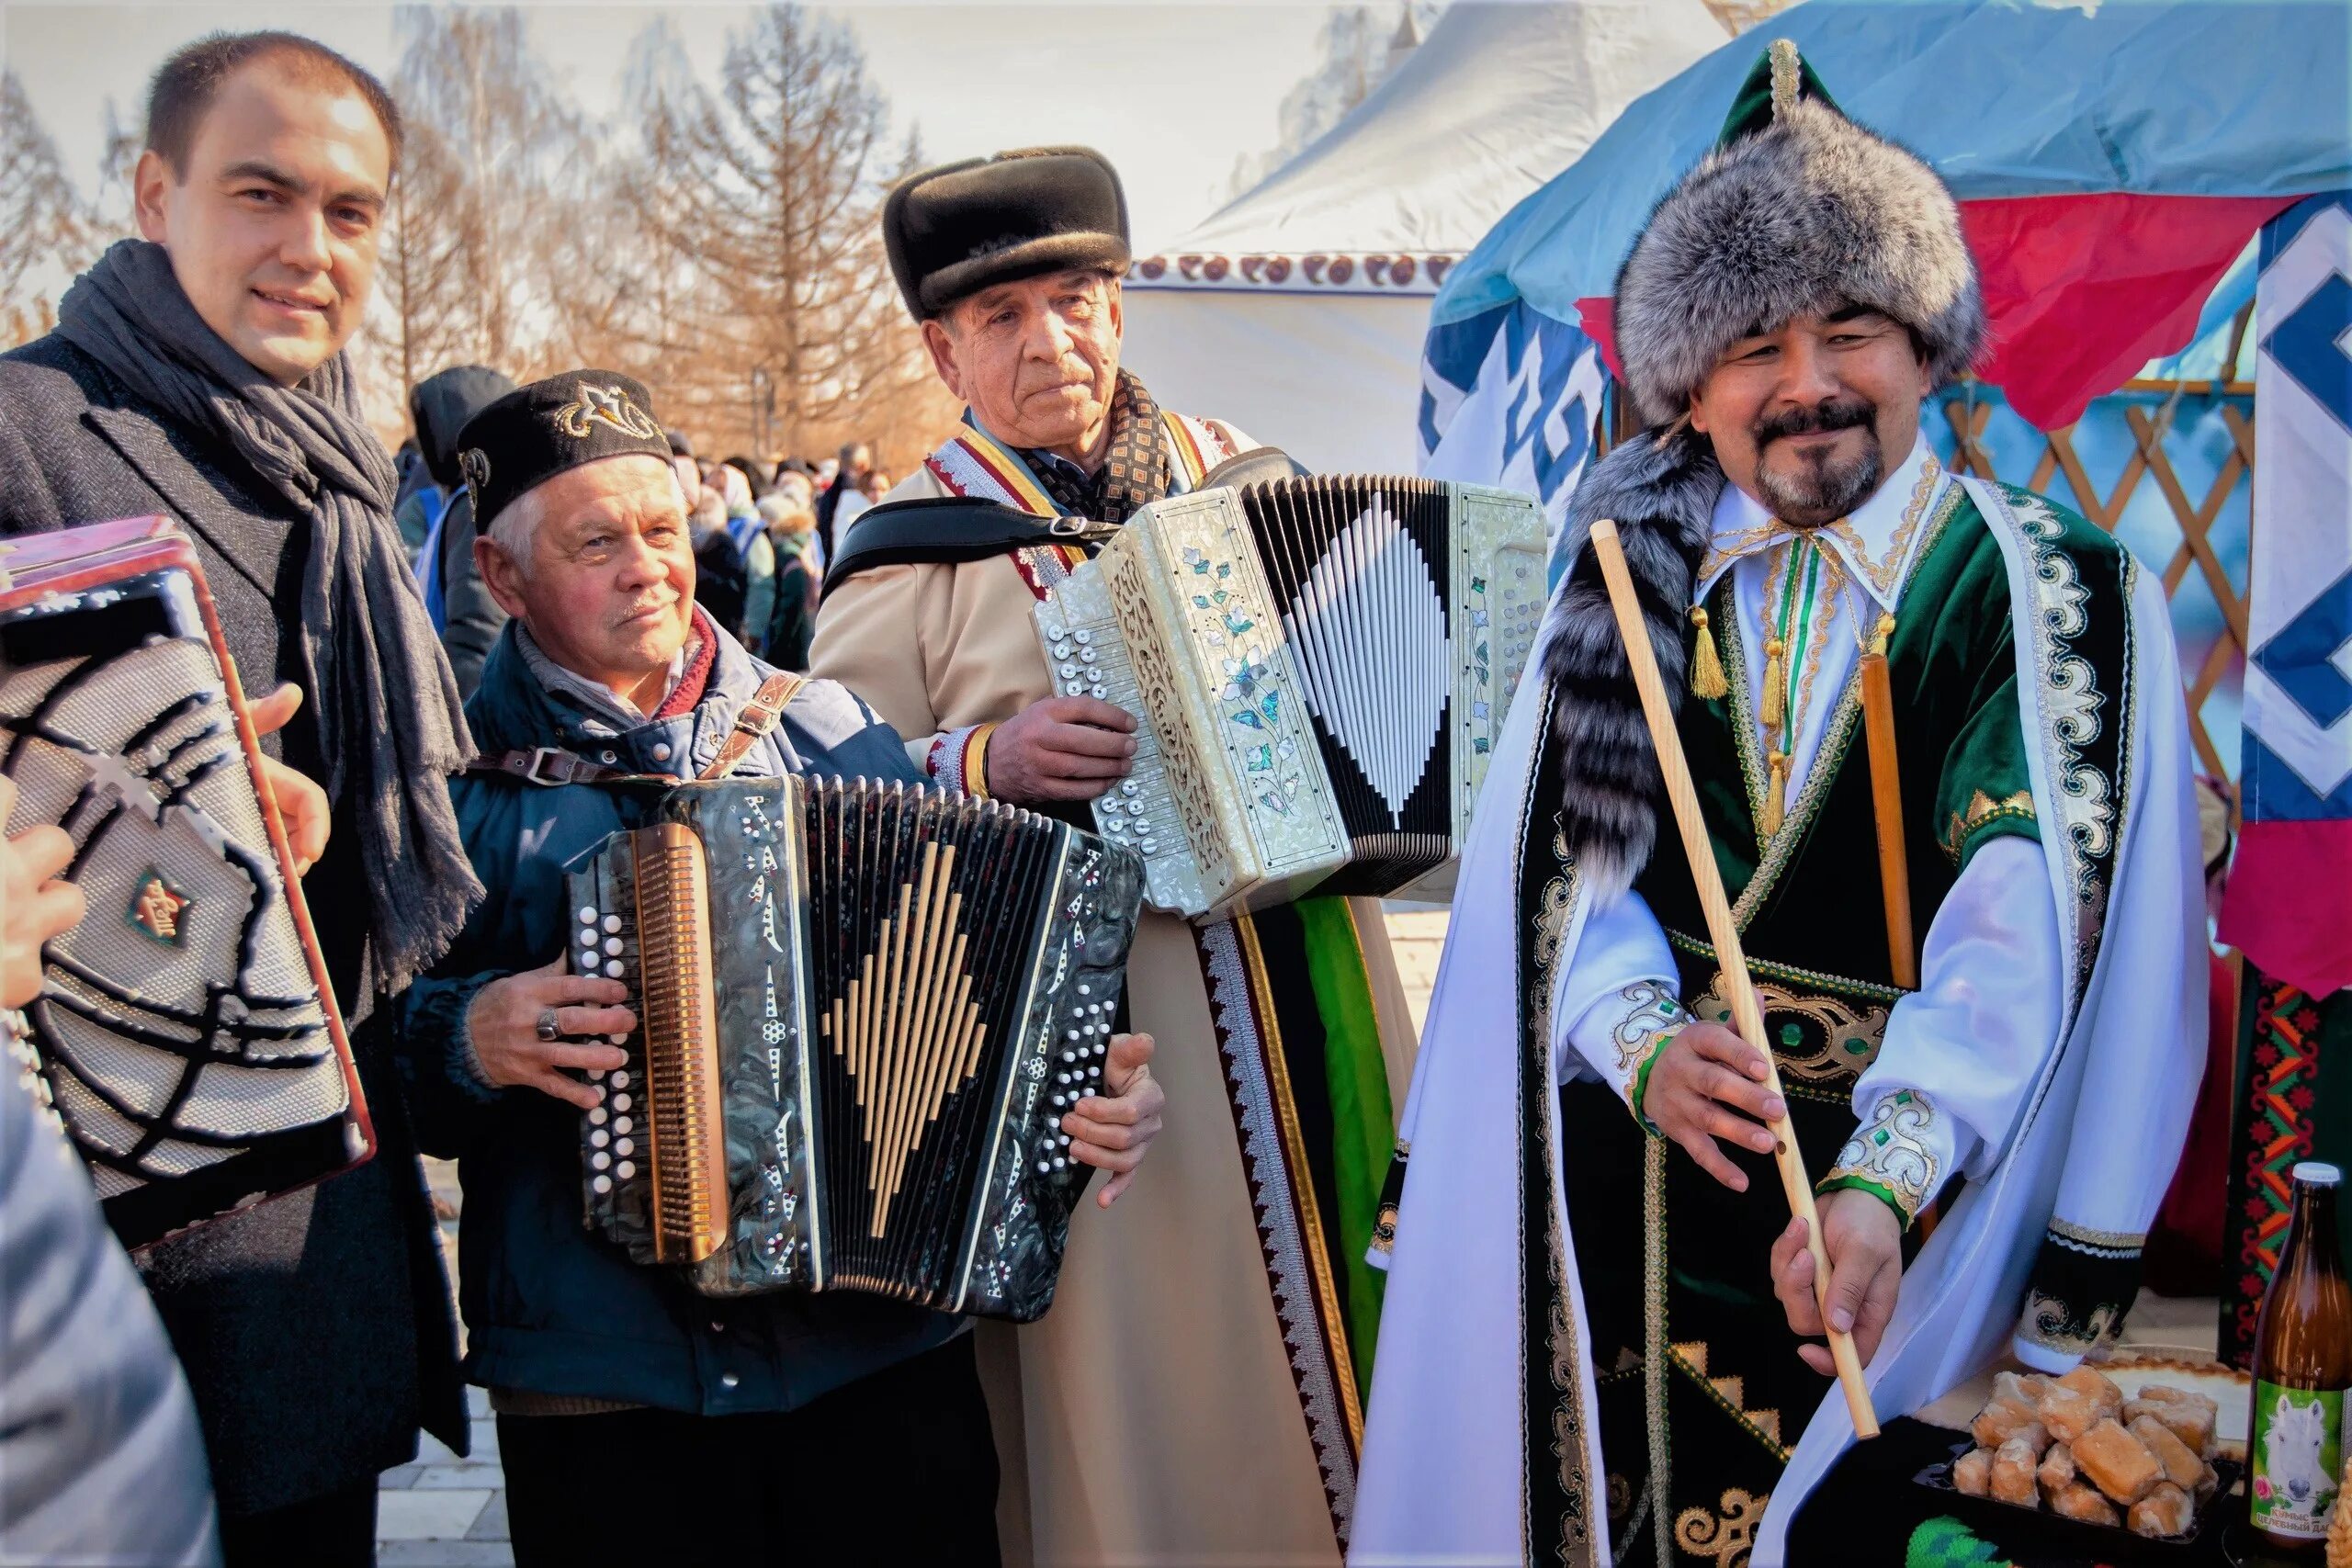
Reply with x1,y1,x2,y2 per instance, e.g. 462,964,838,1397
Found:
0,332,469,1517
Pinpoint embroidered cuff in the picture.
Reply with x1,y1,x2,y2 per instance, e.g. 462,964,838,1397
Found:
1940,787,2039,867
2011,1218,2143,1370
1606,981,1689,1137
1818,1087,1940,1228
925,723,998,797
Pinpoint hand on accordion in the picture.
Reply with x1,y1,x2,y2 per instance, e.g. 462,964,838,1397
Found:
0,775,85,1010
1060,1031,1164,1208
985,695,1136,805
465,957,634,1110
246,682,331,876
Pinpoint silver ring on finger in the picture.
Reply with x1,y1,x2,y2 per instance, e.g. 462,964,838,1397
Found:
536,1007,562,1043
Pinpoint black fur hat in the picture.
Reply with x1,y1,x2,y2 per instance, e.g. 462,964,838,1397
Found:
1610,39,1987,426
884,147,1131,321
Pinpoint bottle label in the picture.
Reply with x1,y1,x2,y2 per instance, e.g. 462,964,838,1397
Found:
2253,1380,2346,1537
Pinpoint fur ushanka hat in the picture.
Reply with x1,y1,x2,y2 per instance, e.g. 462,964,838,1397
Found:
1610,38,1987,426
1537,41,1988,898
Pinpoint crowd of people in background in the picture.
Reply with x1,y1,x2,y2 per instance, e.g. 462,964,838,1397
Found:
395,412,864,676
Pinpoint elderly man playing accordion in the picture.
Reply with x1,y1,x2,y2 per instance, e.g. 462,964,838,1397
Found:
392,370,1164,1568
812,144,1421,1566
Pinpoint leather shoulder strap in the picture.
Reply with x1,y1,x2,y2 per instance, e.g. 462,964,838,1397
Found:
820,496,1114,603
699,671,807,781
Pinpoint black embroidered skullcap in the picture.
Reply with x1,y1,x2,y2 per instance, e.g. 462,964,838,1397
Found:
457,371,672,529
884,146,1129,321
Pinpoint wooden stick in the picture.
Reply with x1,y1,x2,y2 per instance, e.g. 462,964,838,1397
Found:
1859,627,1919,991
1588,520,1881,1439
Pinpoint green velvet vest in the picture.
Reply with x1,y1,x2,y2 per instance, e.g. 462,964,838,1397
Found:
1564,483,2048,1554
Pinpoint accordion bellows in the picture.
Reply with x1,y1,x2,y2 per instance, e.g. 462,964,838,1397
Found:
1036,475,1545,919
0,517,369,1249
570,777,1145,1319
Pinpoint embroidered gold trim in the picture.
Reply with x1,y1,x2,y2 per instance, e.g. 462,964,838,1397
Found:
1824,1088,1940,1223
1673,1487,1769,1567
1725,487,1967,927
1822,453,1943,604
1664,931,1907,1004
1643,1134,1671,1568
1668,1341,1790,1459
1526,788,1595,1559
2048,1216,2145,1253
1941,787,2037,863
553,382,662,441
1686,974,1890,1083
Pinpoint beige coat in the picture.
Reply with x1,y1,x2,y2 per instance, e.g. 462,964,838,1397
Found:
813,456,1417,1566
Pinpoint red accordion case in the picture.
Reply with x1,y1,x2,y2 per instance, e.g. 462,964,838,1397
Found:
0,515,373,1249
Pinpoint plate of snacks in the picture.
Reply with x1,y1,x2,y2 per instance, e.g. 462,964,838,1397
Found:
1916,1364,2240,1555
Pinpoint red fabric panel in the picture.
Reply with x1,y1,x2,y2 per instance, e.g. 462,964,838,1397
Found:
1963,192,2292,430
2145,950,2240,1296
1568,193,2291,432
2223,820,2352,998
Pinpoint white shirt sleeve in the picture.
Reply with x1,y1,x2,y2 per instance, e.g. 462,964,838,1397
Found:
1550,888,1685,1105
1826,833,2064,1224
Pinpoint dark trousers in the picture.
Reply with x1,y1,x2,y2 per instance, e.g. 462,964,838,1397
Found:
499,1335,1001,1568
217,1479,378,1567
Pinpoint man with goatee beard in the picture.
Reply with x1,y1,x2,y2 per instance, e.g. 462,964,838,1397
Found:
1355,39,2205,1568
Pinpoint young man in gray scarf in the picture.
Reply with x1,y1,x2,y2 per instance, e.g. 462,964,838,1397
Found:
0,30,479,1563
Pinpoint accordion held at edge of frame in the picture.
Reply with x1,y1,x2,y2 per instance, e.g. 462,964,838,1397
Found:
1034,475,1546,920
0,516,370,1250
567,776,1146,1319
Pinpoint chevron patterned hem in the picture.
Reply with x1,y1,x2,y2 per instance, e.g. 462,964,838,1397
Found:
1196,918,1358,1549
1668,1341,1792,1462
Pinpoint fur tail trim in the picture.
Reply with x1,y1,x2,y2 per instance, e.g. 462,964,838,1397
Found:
1539,426,1725,901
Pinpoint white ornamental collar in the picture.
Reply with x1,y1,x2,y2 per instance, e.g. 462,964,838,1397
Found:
1696,434,1947,613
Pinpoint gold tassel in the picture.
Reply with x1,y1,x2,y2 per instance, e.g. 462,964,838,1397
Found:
1871,610,1896,659
1760,636,1787,728
1761,750,1790,839
1689,607,1727,700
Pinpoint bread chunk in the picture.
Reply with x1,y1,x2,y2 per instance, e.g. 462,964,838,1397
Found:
2127,1481,2196,1539
2050,1481,2121,1526
2123,1384,2220,1457
1993,1431,2046,1506
2041,1369,2124,1444
2129,1414,2204,1490
1952,1446,1994,1497
2073,1417,2165,1504
1973,1371,2053,1448
2038,1442,2075,1495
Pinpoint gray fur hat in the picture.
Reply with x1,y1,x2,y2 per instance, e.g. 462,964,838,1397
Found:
1611,39,1987,426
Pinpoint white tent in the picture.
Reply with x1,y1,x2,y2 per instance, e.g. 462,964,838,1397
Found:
1120,0,1726,473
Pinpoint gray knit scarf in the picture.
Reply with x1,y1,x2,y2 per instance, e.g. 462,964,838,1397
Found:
58,240,482,988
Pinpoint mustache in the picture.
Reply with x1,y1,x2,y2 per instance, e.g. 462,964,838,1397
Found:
1752,397,1877,447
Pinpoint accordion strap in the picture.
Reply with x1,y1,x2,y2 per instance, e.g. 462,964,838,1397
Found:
698,672,806,781
470,673,808,788
821,498,1117,602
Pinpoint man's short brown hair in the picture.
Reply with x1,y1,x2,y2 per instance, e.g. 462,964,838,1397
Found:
145,30,403,175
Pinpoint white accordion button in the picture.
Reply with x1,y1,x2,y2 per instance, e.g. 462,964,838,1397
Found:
603,937,623,956
612,1071,629,1089
593,1174,613,1194
607,1032,628,1045
615,1138,635,1157
1072,629,1091,645
579,906,597,924
612,1093,632,1111
591,1129,608,1148
589,1106,606,1125
593,1151,611,1171
604,960,625,978
603,915,622,933
616,1160,636,1180
614,1117,633,1134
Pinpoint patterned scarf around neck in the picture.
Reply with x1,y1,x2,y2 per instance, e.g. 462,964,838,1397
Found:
56,239,482,988
1022,368,1170,524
